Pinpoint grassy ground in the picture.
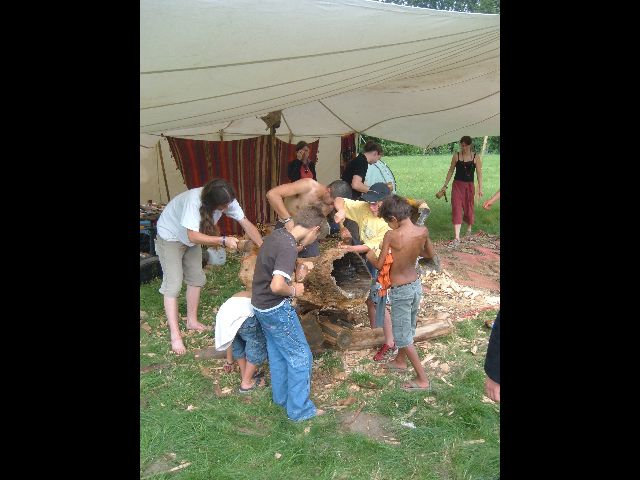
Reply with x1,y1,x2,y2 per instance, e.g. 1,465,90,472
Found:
140,251,500,479
383,154,500,243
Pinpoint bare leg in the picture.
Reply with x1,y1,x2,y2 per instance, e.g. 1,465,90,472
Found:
185,285,207,331
386,346,408,370
239,360,262,390
237,357,247,379
401,344,429,388
164,296,186,355
453,224,462,241
367,299,394,346
366,298,376,329
465,223,472,236
382,308,394,347
224,347,234,372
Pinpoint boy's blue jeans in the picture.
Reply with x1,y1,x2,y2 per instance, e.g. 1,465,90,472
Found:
252,299,317,421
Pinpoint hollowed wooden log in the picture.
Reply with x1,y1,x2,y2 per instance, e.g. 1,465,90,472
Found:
239,246,371,310
301,248,371,309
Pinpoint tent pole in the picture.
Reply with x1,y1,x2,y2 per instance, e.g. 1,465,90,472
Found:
481,135,488,156
157,141,171,202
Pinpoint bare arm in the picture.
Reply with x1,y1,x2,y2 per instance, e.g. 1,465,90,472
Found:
266,178,316,223
441,154,457,191
270,274,304,298
186,229,226,247
341,244,370,253
226,346,233,364
419,230,435,259
483,189,500,209
333,197,346,223
351,174,369,195
237,217,263,247
475,156,484,198
366,231,392,269
484,376,500,402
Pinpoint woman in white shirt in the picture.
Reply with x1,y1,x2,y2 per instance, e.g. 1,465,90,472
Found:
155,178,263,354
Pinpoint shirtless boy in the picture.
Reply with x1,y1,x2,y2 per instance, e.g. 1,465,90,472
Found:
366,195,436,391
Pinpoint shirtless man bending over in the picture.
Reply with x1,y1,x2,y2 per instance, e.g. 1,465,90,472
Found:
266,178,352,257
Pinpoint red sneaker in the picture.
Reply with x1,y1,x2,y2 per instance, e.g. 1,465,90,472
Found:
373,343,396,361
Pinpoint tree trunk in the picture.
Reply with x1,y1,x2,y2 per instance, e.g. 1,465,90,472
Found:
318,318,353,350
299,310,325,351
347,313,452,350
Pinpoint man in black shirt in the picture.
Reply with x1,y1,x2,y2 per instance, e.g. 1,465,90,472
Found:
340,140,384,242
341,140,383,200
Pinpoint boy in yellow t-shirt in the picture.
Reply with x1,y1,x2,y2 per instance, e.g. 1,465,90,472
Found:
333,182,397,361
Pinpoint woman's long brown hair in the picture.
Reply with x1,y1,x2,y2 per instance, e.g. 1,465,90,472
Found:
199,179,236,236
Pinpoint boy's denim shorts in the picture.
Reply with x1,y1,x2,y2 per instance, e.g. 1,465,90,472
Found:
388,278,423,348
232,316,267,365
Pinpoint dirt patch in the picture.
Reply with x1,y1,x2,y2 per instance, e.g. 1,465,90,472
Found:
434,232,500,292
339,411,398,443
416,232,500,322
141,453,191,478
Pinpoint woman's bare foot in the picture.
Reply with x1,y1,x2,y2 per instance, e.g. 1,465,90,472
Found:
186,320,207,331
171,337,186,355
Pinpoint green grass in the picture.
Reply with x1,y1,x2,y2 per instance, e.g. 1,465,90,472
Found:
384,154,500,243
140,255,500,479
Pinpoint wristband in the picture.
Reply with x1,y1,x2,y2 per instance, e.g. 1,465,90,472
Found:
282,217,292,224
290,285,296,297
222,235,226,247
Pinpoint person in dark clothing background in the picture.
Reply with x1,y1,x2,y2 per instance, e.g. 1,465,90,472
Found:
484,310,500,402
341,140,383,200
339,140,383,243
287,141,316,182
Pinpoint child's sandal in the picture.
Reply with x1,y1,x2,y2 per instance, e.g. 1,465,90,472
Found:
223,361,234,373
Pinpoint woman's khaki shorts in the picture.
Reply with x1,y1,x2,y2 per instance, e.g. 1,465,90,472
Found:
155,237,206,297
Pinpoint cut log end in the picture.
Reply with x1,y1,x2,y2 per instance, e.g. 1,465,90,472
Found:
329,252,371,299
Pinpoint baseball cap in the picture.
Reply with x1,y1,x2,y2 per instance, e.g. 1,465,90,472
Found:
361,182,391,202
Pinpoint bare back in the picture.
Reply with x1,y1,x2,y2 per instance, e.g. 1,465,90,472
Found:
283,180,334,217
386,222,430,286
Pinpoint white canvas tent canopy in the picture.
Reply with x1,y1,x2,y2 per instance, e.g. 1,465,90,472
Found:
140,0,499,202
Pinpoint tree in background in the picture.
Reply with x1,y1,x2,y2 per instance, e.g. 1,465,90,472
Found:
360,134,500,156
378,0,500,14
363,2,500,155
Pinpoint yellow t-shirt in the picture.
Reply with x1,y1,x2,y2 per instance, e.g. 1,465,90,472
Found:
343,199,391,256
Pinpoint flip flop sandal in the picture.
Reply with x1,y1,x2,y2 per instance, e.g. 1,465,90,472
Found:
383,363,408,372
238,379,261,394
401,380,432,392
223,361,234,373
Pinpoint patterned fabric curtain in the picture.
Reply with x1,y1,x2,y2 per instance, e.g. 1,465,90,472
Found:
340,133,356,178
166,135,316,235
